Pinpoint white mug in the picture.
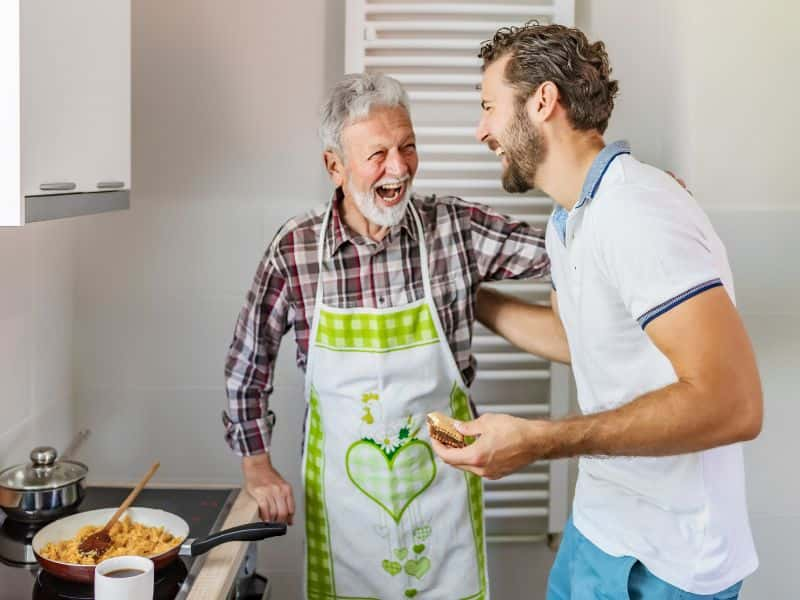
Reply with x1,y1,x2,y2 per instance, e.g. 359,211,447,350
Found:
94,555,155,599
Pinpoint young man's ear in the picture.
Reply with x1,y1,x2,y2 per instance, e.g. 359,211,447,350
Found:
324,150,345,188
526,81,559,124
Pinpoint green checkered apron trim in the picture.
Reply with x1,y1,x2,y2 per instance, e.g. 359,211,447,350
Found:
301,202,488,599
304,386,336,597
315,304,439,353
451,384,488,600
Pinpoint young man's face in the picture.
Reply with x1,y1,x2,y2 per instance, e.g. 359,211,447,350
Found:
476,54,547,193
336,105,418,227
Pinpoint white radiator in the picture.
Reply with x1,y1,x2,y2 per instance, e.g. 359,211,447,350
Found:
345,0,575,545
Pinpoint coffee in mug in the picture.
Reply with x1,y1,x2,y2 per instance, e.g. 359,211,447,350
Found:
105,568,146,578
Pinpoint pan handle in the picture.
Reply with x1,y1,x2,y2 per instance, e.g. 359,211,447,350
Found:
189,521,287,556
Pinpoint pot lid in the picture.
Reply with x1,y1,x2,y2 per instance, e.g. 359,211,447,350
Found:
0,447,87,491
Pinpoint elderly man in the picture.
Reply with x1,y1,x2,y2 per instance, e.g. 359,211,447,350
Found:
223,73,549,599
432,23,762,600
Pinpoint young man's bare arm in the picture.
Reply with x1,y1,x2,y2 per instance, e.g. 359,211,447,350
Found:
439,286,763,479
476,287,570,364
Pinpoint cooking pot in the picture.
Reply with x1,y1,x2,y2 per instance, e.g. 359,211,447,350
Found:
0,446,88,523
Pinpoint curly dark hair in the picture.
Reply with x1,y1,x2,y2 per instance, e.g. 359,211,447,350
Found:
479,21,619,134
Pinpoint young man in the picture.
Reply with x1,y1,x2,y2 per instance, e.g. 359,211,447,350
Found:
432,23,762,600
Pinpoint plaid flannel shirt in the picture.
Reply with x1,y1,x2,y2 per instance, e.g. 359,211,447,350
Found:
223,192,549,455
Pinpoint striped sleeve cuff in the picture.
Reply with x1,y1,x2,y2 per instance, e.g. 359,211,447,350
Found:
222,410,273,456
636,278,723,329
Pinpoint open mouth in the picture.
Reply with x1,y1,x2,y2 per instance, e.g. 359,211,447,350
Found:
494,146,508,168
488,142,507,166
374,181,405,205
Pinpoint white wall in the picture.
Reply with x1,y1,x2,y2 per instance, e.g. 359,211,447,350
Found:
593,0,799,212
0,220,77,470
675,1,798,212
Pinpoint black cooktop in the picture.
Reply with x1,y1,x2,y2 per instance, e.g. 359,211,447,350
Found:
0,486,237,600
32,559,189,600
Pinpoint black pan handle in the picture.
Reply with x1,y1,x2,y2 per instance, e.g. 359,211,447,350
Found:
190,521,287,556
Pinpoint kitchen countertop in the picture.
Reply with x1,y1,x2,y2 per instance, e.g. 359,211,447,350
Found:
185,487,260,599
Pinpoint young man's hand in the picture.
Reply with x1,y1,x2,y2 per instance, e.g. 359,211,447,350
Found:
242,453,296,525
430,413,552,480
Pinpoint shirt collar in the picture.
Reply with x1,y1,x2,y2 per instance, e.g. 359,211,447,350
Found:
551,140,631,245
327,188,417,257
574,140,631,209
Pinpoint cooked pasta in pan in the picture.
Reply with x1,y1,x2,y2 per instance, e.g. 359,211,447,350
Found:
39,516,182,565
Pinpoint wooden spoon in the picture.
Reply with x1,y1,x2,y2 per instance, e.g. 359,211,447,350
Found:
78,461,160,557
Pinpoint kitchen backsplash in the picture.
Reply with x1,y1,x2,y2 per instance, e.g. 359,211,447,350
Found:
0,219,78,468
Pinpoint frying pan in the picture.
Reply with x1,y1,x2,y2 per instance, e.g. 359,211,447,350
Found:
31,506,286,583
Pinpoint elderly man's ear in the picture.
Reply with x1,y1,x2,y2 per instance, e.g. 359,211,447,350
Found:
324,151,345,188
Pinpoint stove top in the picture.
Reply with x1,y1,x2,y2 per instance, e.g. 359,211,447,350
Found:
0,514,45,565
0,486,238,600
32,559,188,600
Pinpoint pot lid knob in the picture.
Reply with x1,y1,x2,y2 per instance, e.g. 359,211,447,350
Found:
30,446,57,467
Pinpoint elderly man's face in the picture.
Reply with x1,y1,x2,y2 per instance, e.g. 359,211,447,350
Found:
337,105,418,227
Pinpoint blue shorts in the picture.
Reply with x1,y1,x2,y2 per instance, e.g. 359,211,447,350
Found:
546,517,743,600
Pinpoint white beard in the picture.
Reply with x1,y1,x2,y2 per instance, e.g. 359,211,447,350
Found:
348,181,411,227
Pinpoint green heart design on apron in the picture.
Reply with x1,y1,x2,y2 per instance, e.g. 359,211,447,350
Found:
404,557,431,580
413,525,431,542
346,439,436,523
382,560,402,576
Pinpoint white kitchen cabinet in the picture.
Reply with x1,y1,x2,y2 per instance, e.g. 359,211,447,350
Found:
1,0,130,226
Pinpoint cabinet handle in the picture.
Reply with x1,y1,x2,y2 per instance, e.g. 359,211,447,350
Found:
96,181,125,189
40,182,76,191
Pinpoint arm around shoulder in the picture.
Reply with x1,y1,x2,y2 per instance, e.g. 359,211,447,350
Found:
476,287,570,364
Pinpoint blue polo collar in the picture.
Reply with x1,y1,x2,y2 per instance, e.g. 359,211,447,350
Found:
551,140,631,244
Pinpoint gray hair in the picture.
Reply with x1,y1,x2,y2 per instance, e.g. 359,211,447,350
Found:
319,73,411,157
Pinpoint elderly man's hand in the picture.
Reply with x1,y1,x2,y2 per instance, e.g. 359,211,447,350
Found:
666,170,691,194
430,413,551,480
242,454,296,525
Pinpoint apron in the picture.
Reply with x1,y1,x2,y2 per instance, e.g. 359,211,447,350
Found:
302,202,488,600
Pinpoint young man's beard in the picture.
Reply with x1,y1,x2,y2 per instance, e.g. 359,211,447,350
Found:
501,103,547,194
348,179,411,227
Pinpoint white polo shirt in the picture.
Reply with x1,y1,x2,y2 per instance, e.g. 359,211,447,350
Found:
547,141,758,594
